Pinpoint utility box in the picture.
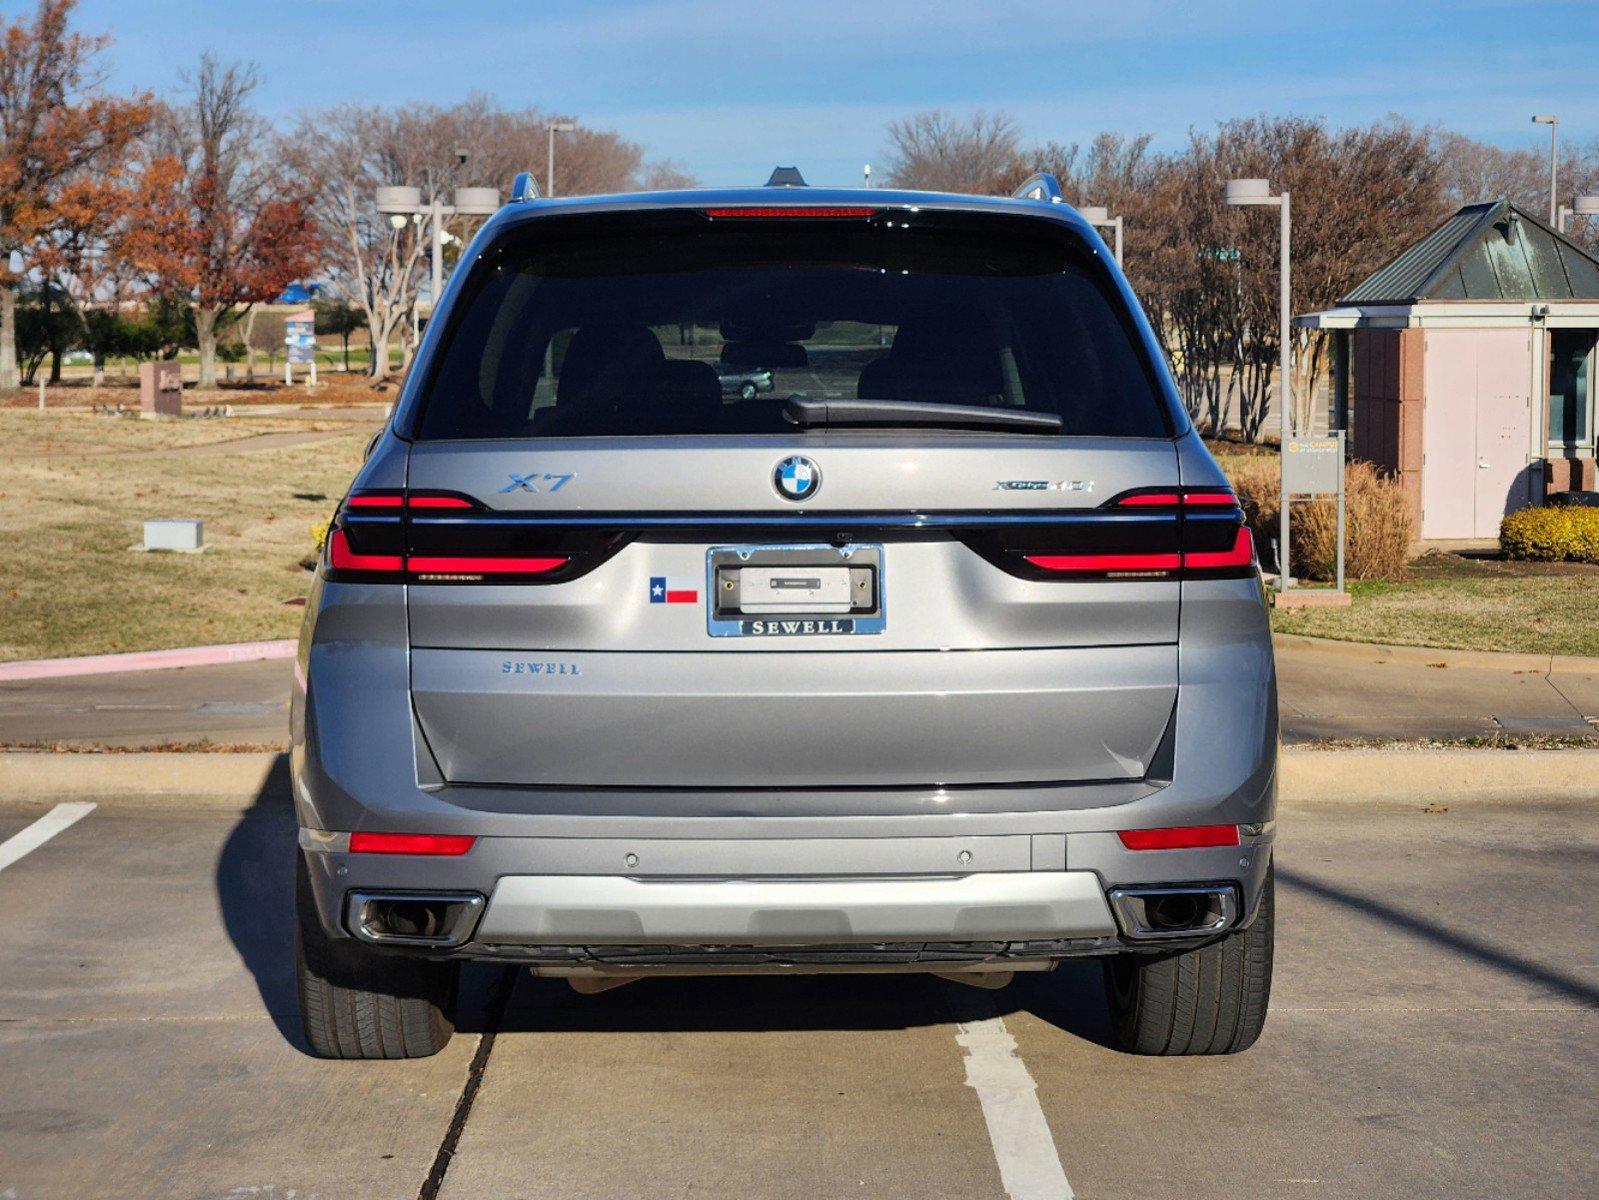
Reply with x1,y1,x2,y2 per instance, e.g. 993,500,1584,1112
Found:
140,361,183,416
143,519,204,552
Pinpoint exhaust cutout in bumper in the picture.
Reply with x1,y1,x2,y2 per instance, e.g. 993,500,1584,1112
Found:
345,890,485,948
1107,884,1238,940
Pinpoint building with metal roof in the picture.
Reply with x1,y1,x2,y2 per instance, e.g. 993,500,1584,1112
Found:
1295,199,1599,540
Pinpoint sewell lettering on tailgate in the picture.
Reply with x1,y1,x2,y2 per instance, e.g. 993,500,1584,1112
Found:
501,660,582,676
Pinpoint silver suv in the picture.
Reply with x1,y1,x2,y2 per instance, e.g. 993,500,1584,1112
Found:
292,173,1277,1060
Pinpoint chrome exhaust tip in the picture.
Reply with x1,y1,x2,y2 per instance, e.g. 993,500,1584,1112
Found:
1107,885,1238,940
345,891,484,948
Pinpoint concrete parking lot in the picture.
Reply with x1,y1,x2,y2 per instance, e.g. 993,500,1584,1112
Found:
0,785,1594,1200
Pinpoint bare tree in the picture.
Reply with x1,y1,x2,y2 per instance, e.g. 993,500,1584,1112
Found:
882,110,1027,194
1434,130,1547,212
291,99,694,385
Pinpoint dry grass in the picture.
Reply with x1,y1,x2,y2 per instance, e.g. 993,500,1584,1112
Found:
1271,573,1599,657
1294,461,1414,581
1219,456,1412,581
0,410,370,661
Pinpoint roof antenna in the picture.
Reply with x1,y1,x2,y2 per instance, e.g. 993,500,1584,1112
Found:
765,166,807,188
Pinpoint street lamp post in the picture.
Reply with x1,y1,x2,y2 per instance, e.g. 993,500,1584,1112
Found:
1225,177,1293,590
1079,205,1124,265
546,122,575,198
1557,194,1599,234
1532,114,1559,226
375,185,501,316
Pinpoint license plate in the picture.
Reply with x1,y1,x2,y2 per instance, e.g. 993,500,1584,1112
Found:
706,544,885,637
738,566,853,613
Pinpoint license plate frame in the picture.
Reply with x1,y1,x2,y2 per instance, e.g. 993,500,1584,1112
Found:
706,543,885,637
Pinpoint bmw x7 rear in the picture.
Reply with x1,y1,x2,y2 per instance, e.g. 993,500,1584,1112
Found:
291,177,1277,1059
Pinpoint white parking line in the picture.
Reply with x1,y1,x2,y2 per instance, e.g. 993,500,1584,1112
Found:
0,802,96,872
952,993,1075,1200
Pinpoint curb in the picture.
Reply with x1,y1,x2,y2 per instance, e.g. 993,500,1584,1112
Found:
1272,633,1599,675
2,749,1595,811
0,640,296,683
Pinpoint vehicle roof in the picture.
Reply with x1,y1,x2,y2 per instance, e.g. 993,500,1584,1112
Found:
487,185,1100,237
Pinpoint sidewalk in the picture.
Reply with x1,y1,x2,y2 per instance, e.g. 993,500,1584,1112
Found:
0,635,1595,750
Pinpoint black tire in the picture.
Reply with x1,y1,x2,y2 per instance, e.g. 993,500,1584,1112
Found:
1101,865,1273,1055
294,856,459,1059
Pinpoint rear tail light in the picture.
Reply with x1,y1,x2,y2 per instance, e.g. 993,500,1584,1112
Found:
1118,825,1241,851
327,489,592,584
1003,486,1254,581
348,832,476,856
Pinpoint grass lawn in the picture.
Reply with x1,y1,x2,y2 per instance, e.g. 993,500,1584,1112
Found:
0,410,369,661
1270,553,1599,657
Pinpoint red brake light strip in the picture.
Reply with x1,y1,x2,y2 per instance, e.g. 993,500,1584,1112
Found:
1183,527,1254,569
1118,824,1240,851
348,831,476,856
1112,489,1237,508
408,555,568,575
1023,551,1181,573
702,206,877,218
345,491,477,511
328,529,403,572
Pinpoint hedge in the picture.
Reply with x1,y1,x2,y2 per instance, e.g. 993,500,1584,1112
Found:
1500,505,1599,563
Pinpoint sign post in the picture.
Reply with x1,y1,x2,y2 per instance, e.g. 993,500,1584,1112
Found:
284,309,316,389
1281,432,1346,595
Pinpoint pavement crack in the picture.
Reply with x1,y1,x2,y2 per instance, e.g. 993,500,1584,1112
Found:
418,966,517,1200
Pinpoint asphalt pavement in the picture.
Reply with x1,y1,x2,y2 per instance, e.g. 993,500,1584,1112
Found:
0,786,1593,1199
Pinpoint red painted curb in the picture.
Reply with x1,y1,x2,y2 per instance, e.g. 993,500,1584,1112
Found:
0,639,297,683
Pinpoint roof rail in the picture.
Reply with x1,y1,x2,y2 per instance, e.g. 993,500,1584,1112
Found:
765,166,808,187
510,171,540,202
1013,173,1065,204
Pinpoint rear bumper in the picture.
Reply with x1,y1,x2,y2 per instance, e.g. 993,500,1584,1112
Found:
300,829,1273,963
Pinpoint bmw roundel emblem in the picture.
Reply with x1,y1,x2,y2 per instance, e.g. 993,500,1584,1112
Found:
773,455,821,502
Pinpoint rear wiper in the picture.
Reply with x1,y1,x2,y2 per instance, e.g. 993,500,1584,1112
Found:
783,395,1063,434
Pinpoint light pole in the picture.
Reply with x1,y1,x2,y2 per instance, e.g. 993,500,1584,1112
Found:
546,122,575,198
1556,193,1599,234
1225,177,1293,590
375,185,501,315
1532,114,1559,225
1079,204,1124,265
863,163,872,188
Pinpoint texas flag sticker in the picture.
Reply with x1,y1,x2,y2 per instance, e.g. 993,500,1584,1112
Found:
649,576,700,605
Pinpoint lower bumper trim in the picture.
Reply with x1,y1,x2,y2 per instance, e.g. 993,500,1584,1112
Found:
472,871,1120,946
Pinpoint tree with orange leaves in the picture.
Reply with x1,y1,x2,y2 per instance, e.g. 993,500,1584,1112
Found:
122,56,320,389
0,0,149,389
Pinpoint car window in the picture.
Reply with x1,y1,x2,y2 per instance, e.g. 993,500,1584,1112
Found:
413,211,1174,439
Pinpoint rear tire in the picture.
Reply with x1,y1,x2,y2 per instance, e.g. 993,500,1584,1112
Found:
294,856,459,1059
1101,865,1273,1055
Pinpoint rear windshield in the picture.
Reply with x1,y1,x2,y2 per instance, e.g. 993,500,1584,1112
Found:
412,210,1174,440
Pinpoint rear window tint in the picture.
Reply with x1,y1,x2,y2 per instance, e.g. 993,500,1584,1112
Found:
412,211,1174,440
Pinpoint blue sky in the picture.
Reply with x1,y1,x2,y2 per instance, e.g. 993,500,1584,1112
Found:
74,0,1599,186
